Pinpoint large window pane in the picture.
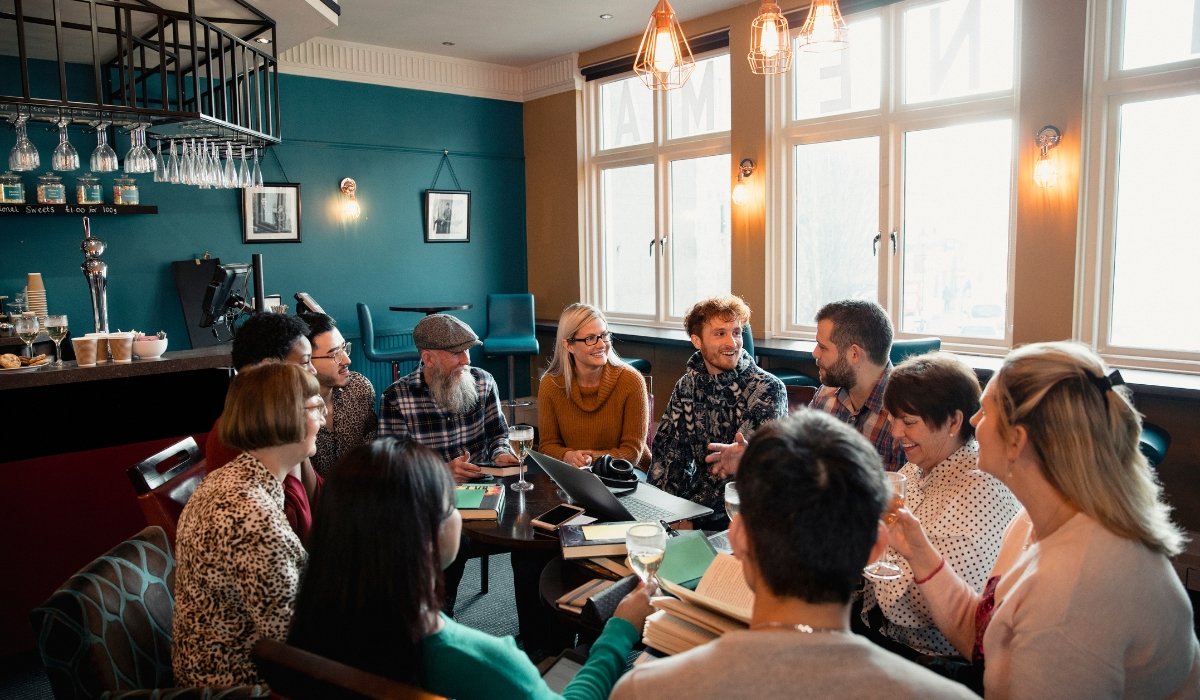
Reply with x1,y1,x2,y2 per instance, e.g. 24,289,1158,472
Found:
793,138,880,325
902,120,1012,339
669,154,732,317
1122,0,1200,70
668,54,731,139
903,0,1014,104
1109,95,1200,352
600,77,653,150
793,15,882,120
602,165,656,315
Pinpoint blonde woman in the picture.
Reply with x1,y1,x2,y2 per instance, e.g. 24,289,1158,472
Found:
538,303,648,467
888,342,1198,698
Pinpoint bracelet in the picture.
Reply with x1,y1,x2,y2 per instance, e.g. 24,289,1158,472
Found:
913,556,945,585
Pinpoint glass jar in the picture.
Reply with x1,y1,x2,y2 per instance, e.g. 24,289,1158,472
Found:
37,172,66,204
113,177,139,205
0,171,24,204
76,172,102,204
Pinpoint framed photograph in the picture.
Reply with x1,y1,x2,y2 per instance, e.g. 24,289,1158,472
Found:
424,189,471,243
242,183,302,243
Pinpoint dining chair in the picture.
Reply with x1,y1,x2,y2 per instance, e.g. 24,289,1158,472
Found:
126,436,210,544
481,293,539,425
357,302,420,383
750,322,820,389
890,337,942,364
253,638,445,700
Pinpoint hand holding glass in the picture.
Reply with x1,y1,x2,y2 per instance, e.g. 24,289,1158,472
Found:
627,523,667,585
508,424,535,492
863,472,907,580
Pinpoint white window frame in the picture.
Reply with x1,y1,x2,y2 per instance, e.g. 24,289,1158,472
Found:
1076,0,1200,372
767,0,1021,354
581,48,732,328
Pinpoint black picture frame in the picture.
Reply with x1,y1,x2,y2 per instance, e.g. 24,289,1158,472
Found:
242,183,302,243
424,189,471,243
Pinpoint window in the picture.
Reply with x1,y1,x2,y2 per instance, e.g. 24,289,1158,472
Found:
772,0,1017,348
1079,0,1200,371
584,52,732,325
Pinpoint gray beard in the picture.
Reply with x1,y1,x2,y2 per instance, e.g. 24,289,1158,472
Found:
429,366,479,415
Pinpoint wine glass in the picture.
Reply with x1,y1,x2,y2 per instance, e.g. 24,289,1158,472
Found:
52,119,79,171
9,115,40,171
863,472,908,580
44,314,68,365
251,147,263,187
153,139,168,182
124,124,154,174
14,314,39,359
166,139,180,183
238,145,251,188
508,424,535,492
626,522,667,585
90,122,119,172
724,481,740,520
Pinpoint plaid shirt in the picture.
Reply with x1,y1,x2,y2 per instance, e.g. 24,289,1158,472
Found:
809,364,905,472
378,365,513,463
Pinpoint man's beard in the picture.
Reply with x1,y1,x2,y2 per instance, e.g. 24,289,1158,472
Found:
429,365,479,414
819,355,856,390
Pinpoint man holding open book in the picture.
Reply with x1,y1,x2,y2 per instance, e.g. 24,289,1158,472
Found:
612,411,976,699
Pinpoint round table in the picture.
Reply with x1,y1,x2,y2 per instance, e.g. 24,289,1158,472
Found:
462,464,566,551
389,302,473,315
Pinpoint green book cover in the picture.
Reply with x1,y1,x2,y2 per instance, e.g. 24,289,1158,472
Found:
455,485,488,509
658,530,717,590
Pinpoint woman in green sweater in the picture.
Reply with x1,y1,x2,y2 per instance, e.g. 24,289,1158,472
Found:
288,437,653,699
540,303,650,467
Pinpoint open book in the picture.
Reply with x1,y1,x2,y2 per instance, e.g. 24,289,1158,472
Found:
643,553,754,656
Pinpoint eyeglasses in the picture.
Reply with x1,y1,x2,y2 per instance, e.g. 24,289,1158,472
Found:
304,400,328,419
568,332,612,347
312,342,352,361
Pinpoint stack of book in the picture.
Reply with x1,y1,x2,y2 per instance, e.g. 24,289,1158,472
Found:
557,520,641,559
642,553,754,656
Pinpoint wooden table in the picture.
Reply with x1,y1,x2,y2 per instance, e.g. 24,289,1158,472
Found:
389,302,473,315
462,461,564,551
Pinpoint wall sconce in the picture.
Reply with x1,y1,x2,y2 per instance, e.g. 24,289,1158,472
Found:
633,0,695,91
339,177,360,219
732,158,755,205
1033,125,1061,188
748,1,793,75
797,0,848,52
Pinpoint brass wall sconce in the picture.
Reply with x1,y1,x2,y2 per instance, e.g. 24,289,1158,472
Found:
340,177,360,219
732,158,755,205
1034,125,1061,188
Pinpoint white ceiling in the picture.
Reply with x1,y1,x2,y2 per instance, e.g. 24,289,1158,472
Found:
319,0,751,68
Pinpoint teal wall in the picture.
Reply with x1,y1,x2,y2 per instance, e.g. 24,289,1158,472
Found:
1,73,530,391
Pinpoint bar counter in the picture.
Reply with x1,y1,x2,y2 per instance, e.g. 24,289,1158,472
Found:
0,345,232,390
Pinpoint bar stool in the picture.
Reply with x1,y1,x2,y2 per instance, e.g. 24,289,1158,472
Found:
357,303,420,383
482,293,539,424
890,337,942,364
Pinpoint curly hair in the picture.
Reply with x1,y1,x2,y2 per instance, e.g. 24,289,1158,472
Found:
683,295,751,339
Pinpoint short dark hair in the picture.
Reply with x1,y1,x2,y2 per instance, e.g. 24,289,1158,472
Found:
219,363,321,450
289,437,455,684
297,311,337,344
883,352,981,440
815,300,893,365
738,411,888,604
230,312,310,370
683,295,751,338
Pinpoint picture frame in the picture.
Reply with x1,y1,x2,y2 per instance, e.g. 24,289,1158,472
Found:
242,183,302,243
424,189,471,243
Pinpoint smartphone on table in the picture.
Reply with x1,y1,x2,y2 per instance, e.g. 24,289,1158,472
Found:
531,503,586,531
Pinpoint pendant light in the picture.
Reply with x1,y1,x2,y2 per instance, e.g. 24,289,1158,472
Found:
748,1,793,75
634,0,696,91
797,0,849,53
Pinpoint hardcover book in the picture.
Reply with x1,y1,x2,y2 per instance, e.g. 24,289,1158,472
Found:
474,460,524,477
557,521,643,559
643,554,754,656
455,483,505,521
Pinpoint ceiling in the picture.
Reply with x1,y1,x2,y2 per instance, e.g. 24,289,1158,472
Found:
320,0,751,68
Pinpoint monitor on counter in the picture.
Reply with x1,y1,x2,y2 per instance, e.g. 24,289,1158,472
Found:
199,262,252,329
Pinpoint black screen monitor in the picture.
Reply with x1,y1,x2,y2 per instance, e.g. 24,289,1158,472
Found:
199,262,252,328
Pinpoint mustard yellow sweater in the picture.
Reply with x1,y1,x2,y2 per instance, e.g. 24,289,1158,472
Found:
538,362,649,465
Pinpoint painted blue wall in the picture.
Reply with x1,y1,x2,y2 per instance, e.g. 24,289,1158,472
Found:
1,73,529,390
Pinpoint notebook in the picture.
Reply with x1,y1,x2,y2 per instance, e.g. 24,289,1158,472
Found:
528,450,713,524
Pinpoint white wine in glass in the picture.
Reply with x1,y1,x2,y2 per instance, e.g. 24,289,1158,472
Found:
14,314,39,358
45,314,68,365
863,472,907,580
626,522,667,584
724,481,740,519
508,424,535,492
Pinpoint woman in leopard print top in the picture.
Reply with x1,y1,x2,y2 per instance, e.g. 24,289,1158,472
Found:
172,364,324,686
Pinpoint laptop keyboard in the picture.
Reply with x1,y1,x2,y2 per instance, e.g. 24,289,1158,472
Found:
619,495,676,523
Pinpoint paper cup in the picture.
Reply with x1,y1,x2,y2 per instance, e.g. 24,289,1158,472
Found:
108,332,134,363
85,332,109,361
71,337,98,367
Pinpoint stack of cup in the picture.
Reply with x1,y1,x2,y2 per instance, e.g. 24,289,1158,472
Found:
26,273,48,320
71,336,98,367
84,332,109,362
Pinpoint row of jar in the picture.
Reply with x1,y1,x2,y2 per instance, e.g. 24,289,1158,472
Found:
0,172,140,206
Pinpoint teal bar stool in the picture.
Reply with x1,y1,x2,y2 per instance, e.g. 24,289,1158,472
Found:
1139,422,1171,468
890,337,942,364
357,303,420,383
482,294,540,424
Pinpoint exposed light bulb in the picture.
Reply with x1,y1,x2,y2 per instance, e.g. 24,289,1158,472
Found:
761,18,781,58
1034,156,1057,188
732,181,749,205
810,5,838,44
653,27,676,73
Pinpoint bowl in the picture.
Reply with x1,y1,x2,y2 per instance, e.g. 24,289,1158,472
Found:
133,336,168,359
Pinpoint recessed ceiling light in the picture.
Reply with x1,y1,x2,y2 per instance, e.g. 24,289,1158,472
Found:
442,41,455,46
253,37,271,44
599,13,613,20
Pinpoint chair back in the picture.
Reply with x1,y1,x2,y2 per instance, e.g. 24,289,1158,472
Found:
889,337,942,365
741,323,755,362
127,436,202,494
127,437,209,543
482,294,539,354
30,525,266,698
786,384,817,411
253,638,445,700
356,302,385,363
1140,422,1171,467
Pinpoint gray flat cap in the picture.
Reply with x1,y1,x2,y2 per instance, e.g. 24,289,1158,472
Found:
413,313,481,353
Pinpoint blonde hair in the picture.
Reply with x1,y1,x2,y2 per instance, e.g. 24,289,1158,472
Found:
220,363,321,451
543,303,623,394
991,341,1184,556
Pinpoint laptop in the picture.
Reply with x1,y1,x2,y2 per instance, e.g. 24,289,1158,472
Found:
529,450,713,524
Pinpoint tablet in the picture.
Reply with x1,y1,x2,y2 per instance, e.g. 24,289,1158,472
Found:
540,649,587,692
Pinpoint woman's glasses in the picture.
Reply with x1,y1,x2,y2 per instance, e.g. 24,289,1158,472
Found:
569,331,612,346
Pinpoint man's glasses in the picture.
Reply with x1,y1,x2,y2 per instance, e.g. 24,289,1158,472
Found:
568,332,612,347
312,342,351,361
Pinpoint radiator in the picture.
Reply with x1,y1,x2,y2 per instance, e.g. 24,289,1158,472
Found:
348,330,419,410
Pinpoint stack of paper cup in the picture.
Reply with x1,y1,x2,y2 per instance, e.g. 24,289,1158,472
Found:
25,273,48,320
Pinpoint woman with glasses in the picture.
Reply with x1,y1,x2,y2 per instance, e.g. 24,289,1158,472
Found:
300,312,377,477
173,363,325,686
539,303,649,467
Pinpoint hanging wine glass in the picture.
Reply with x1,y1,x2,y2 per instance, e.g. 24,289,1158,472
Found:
238,145,251,188
123,124,154,174
251,147,263,187
167,139,180,184
181,139,195,185
153,138,168,182
9,114,40,171
90,122,119,173
222,142,237,188
209,141,221,187
51,118,80,171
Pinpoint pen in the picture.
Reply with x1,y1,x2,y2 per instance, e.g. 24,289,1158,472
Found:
660,519,679,537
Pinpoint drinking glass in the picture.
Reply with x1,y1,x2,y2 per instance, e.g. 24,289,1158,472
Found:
508,424,535,492
863,472,908,580
626,522,667,585
238,145,251,188
8,115,40,171
724,481,740,520
166,139,180,183
90,123,119,172
222,142,237,188
123,124,154,174
52,119,79,171
153,139,168,182
14,314,39,358
45,314,68,365
251,147,263,187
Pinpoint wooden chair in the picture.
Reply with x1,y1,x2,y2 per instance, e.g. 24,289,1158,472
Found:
253,638,445,700
126,436,209,543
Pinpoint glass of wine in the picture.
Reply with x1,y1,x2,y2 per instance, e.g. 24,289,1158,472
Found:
724,481,740,520
45,314,68,365
508,423,535,492
863,472,908,580
14,314,39,358
626,523,667,585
